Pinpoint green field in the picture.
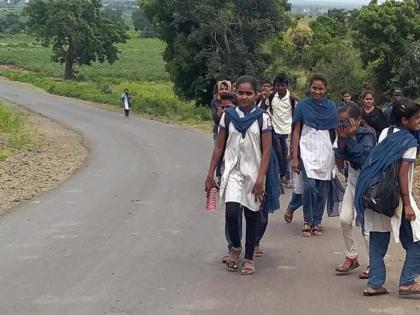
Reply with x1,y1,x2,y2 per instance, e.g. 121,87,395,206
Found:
0,32,212,126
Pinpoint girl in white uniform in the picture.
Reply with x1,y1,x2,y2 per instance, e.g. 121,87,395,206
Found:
205,75,272,275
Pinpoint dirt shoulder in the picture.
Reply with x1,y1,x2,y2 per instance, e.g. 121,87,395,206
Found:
0,103,87,214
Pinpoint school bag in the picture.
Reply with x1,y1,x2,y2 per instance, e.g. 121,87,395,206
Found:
223,113,282,213
362,127,400,217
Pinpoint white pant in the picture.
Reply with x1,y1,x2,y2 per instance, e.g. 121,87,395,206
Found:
340,169,369,259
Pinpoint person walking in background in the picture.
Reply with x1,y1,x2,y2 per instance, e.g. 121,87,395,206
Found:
336,90,353,108
291,74,339,237
355,99,420,297
121,88,132,117
334,102,376,279
262,74,298,188
360,90,388,138
210,80,232,141
383,89,403,124
205,75,272,275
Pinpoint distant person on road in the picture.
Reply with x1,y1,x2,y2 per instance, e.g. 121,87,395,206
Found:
360,91,388,138
334,102,376,279
291,74,339,237
210,80,232,141
205,75,272,276
355,99,420,297
121,88,132,117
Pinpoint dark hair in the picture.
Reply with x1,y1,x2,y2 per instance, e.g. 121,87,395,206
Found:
342,90,352,96
338,101,362,119
361,90,375,100
309,73,328,88
273,73,289,86
219,92,238,105
390,98,420,125
236,75,259,92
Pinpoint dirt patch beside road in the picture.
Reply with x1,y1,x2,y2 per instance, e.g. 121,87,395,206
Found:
0,104,87,214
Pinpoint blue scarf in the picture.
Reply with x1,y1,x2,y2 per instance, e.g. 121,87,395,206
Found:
225,106,281,213
225,106,265,138
292,97,339,130
355,129,418,229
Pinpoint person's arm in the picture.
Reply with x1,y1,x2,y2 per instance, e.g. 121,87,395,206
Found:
291,122,302,173
334,125,348,169
204,126,227,193
376,108,389,131
399,161,416,221
345,133,376,170
253,130,272,202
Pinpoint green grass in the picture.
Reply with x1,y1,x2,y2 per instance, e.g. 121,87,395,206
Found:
0,102,32,159
0,32,212,126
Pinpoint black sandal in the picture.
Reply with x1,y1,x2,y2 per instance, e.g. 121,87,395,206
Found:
363,287,389,296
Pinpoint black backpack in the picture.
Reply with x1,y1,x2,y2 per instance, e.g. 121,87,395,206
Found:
362,127,401,217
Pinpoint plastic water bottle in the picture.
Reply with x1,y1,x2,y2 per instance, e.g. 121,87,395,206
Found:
206,187,217,211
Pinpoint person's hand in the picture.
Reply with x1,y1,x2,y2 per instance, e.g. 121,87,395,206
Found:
291,158,300,173
204,176,218,195
347,118,358,138
252,180,265,202
405,205,416,222
337,125,349,140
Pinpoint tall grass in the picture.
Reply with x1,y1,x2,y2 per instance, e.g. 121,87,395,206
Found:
0,103,32,159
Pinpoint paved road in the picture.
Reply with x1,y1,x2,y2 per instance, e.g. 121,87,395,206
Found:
0,78,418,315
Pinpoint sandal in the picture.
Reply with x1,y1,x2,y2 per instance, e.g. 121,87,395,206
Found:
225,247,241,271
254,245,264,257
301,223,311,237
284,209,294,223
363,287,389,296
335,257,360,274
311,225,323,236
399,283,420,296
241,259,255,275
359,266,370,279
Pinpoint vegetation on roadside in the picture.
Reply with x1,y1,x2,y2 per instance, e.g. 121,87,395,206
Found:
0,102,33,159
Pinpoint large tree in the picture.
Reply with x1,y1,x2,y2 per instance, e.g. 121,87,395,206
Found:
142,0,290,105
25,0,129,80
352,0,420,95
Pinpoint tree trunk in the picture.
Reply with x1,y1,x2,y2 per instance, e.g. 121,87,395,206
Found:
64,57,74,80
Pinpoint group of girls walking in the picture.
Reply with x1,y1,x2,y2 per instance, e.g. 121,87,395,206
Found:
204,73,420,298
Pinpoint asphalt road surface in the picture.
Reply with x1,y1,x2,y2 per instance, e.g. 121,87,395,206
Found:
0,78,419,315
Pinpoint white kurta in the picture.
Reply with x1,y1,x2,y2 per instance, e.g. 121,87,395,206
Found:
219,107,271,212
364,127,420,243
300,125,335,180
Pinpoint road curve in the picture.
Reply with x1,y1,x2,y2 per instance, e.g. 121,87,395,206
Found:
0,78,418,315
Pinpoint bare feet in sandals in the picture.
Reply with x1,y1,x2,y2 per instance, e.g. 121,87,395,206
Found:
302,223,311,237
363,287,389,296
254,245,264,257
335,257,360,274
225,247,241,271
241,259,255,275
284,209,294,223
399,283,420,296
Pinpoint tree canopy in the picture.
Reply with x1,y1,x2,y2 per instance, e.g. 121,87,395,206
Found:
24,0,129,80
142,0,290,105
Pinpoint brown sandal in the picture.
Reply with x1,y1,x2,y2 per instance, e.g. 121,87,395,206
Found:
359,266,370,279
225,247,241,271
254,245,264,257
241,259,255,275
302,223,311,237
284,209,294,223
311,225,323,236
335,257,360,274
399,283,420,296
363,287,389,296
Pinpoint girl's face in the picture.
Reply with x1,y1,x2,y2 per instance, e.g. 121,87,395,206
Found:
363,94,374,109
342,93,352,102
219,100,235,113
219,83,230,94
236,82,257,108
310,80,326,101
406,111,420,132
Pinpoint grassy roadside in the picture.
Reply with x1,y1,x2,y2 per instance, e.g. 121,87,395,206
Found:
0,33,212,129
0,102,34,160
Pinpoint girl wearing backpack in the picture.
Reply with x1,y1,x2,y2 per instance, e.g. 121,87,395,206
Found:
355,99,420,297
333,103,376,279
205,75,272,275
291,74,339,237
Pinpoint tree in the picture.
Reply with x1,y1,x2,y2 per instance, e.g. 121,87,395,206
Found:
0,12,25,34
142,0,290,105
391,36,420,99
24,0,129,80
352,0,420,95
132,5,156,38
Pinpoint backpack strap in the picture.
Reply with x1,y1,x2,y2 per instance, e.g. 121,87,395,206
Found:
387,126,395,137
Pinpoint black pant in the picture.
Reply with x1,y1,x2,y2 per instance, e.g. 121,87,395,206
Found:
225,202,259,260
124,109,130,117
